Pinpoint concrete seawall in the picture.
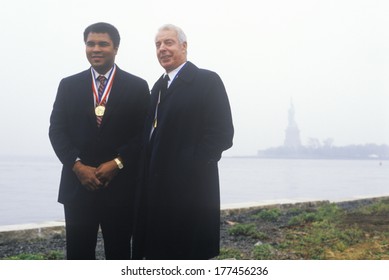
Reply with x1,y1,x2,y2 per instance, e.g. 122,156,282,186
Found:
0,200,314,242
0,221,65,243
0,202,311,243
0,201,287,242
1,196,387,244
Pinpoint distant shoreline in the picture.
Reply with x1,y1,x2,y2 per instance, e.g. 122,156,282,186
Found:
1,154,388,162
224,155,388,160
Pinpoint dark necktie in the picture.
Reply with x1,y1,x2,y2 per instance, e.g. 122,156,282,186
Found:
98,75,106,101
160,74,170,99
150,74,170,139
96,75,106,127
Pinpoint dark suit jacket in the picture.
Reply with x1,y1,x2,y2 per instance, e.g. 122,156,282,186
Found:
133,61,234,259
49,66,150,206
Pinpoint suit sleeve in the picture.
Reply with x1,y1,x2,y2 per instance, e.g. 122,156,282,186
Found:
49,79,80,166
197,72,234,161
116,79,150,166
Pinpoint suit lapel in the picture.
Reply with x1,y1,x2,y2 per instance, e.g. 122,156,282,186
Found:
79,70,99,129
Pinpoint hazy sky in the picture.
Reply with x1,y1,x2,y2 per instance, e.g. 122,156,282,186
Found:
1,0,388,157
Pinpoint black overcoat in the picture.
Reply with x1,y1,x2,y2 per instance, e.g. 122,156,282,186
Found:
133,62,234,259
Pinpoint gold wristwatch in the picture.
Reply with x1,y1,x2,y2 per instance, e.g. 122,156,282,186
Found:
114,157,124,169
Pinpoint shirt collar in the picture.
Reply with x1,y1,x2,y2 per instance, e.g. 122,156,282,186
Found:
165,62,187,84
91,65,115,80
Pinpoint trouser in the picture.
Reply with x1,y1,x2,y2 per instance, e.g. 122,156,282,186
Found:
64,199,133,260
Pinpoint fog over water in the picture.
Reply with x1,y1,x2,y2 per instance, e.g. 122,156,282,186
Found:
1,157,388,226
1,0,388,158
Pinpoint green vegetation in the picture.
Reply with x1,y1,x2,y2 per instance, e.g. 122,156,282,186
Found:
3,251,64,260
353,199,389,215
252,208,281,222
223,199,389,259
282,220,364,259
288,203,341,226
216,248,244,260
252,244,275,259
3,198,389,260
228,223,267,240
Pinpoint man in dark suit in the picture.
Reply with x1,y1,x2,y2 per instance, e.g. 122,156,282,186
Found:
49,22,150,259
133,24,234,260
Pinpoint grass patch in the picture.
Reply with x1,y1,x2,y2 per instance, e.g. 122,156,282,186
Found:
252,208,281,222
3,251,64,260
353,199,389,215
281,204,364,259
252,244,274,259
228,223,268,239
288,203,341,226
222,198,389,259
216,248,244,260
282,221,364,259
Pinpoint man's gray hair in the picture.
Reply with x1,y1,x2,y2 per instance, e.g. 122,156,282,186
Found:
157,24,187,44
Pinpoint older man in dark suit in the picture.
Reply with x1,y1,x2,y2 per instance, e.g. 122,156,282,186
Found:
133,24,234,260
49,22,149,259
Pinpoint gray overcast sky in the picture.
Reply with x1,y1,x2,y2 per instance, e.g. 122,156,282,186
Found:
1,0,388,157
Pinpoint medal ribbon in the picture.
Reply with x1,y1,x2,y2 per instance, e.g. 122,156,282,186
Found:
91,65,117,106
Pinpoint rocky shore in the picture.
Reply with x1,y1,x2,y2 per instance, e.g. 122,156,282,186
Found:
1,197,388,260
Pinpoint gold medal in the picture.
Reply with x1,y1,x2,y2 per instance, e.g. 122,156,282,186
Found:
95,105,106,117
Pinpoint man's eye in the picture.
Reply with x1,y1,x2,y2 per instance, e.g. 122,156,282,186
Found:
165,40,174,46
86,42,110,47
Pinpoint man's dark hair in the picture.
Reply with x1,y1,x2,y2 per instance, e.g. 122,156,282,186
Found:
83,22,121,48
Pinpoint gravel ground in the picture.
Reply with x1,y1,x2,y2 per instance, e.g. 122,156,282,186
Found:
0,198,384,260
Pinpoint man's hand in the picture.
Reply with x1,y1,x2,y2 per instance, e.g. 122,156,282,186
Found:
72,161,103,191
95,160,120,188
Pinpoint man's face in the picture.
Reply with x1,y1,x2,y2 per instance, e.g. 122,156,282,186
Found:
155,29,187,73
85,32,118,74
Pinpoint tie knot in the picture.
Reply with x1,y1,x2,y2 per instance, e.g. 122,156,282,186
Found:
98,75,106,84
162,74,170,89
164,74,170,84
